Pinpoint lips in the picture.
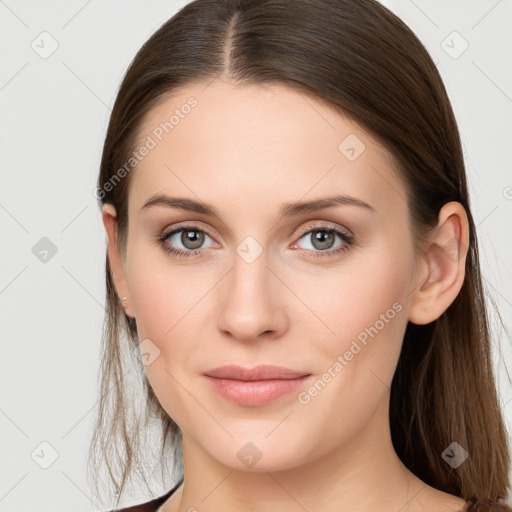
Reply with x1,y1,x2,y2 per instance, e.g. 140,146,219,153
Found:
203,364,313,407
203,364,310,381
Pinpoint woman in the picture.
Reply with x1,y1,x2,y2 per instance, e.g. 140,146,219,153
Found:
89,0,512,511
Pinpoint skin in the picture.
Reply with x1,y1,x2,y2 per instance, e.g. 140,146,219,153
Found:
102,78,470,512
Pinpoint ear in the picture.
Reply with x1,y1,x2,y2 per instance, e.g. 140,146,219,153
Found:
408,201,470,325
101,203,135,319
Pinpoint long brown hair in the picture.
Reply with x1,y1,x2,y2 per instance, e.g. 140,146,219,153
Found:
88,0,511,508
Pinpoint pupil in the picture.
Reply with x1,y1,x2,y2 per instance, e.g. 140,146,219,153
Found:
313,230,334,250
182,230,204,249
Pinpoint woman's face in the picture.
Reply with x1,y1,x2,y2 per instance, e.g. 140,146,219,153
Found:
110,79,424,471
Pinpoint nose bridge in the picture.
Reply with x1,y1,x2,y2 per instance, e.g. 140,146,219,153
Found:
232,244,269,296
216,239,285,340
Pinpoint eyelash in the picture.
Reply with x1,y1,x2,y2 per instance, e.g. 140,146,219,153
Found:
155,222,355,260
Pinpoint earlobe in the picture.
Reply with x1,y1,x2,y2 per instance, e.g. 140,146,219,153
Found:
101,204,135,319
407,201,470,326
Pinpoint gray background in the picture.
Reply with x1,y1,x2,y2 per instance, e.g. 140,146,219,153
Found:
1,1,511,510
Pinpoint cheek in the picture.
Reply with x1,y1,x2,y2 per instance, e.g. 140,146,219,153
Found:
129,269,199,428
126,240,200,340
302,242,413,401
305,241,411,346
125,246,210,423
293,271,408,453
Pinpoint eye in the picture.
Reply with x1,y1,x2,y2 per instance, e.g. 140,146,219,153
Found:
291,225,354,258
156,222,355,260
157,224,217,258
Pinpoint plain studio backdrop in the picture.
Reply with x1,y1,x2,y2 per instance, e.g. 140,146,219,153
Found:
0,1,511,511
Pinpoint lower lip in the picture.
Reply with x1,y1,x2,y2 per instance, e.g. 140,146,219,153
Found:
204,375,312,407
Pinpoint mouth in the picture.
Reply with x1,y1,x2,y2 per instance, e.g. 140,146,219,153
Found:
203,364,313,407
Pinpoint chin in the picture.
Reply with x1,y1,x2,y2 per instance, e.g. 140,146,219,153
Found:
203,435,313,473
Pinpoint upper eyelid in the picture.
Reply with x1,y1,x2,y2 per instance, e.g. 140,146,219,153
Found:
295,221,352,238
162,221,352,245
162,222,216,241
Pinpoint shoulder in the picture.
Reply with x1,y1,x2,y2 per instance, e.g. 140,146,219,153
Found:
108,478,184,512
464,500,512,512
417,483,512,512
109,501,160,512
108,496,166,512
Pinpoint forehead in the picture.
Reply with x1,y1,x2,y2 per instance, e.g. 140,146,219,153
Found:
128,80,408,222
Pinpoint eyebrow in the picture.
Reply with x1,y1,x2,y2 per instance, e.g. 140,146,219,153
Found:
141,193,376,220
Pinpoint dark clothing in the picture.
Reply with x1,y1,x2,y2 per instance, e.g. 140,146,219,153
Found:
110,478,183,512
112,480,512,512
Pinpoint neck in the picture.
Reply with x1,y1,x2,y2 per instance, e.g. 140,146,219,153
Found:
166,399,435,512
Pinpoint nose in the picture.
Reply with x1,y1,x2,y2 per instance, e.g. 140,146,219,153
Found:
216,250,288,342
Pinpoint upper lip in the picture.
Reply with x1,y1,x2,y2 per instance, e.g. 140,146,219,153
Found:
203,364,311,381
